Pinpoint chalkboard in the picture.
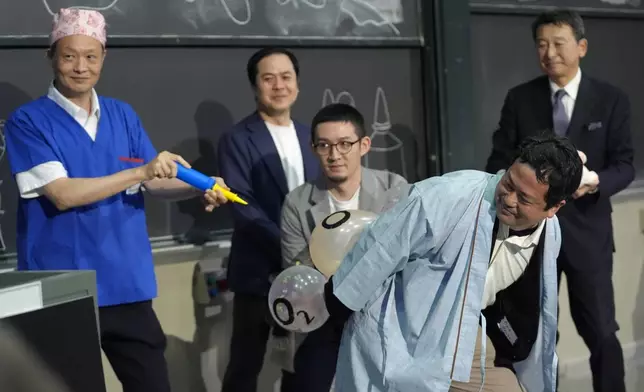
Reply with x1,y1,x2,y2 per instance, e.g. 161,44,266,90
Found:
470,0,644,16
0,0,422,46
0,47,426,256
470,14,644,177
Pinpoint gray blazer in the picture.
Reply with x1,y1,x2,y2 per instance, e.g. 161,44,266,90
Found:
280,167,408,269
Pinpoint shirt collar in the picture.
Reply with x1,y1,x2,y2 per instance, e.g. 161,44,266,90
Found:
47,82,101,120
549,68,582,101
499,219,546,249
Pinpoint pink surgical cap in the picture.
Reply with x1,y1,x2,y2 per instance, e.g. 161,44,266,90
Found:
50,8,107,47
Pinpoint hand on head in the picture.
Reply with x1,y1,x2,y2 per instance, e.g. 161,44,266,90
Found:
577,150,587,164
573,150,599,199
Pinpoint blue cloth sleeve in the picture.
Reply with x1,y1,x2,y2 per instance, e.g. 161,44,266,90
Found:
331,186,434,311
122,102,157,164
136,126,158,164
4,110,62,175
332,172,486,312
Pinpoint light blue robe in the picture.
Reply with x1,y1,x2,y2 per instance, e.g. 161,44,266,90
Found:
332,170,560,392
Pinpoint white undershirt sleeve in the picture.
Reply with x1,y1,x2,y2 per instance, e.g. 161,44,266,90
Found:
15,161,68,199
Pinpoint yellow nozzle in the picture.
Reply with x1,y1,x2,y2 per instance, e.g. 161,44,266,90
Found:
212,183,248,205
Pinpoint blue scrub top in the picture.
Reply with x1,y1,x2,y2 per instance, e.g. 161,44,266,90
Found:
4,96,158,307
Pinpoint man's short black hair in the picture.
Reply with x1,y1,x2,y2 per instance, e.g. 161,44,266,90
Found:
246,47,299,87
514,135,583,209
532,9,586,42
311,103,366,142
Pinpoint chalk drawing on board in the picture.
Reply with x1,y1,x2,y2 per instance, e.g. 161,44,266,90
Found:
267,0,341,36
363,0,403,24
276,0,327,9
340,0,400,35
219,0,252,24
363,87,407,178
182,0,252,28
268,0,401,36
322,88,356,107
42,0,120,15
0,120,7,251
600,0,642,5
0,120,6,163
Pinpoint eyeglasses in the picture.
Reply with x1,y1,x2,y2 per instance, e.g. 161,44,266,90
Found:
312,139,361,155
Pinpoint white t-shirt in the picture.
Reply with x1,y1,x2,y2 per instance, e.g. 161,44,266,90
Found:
328,187,360,213
265,121,305,192
481,219,546,308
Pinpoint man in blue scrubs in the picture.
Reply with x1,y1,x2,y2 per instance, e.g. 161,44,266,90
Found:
4,8,228,392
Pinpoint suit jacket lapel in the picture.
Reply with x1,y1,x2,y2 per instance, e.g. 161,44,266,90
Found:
295,122,319,182
534,76,554,135
358,168,378,212
247,113,289,195
306,178,330,235
567,75,596,143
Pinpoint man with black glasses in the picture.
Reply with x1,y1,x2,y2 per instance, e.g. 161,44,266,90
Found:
280,103,406,392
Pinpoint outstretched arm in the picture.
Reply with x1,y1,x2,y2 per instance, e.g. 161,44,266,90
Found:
331,186,436,312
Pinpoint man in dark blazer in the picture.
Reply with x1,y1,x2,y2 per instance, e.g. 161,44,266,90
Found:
485,10,634,392
218,47,320,392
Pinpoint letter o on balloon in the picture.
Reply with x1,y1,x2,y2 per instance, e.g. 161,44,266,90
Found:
309,209,378,277
268,265,329,333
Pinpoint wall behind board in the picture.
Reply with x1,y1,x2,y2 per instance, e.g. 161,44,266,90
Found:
0,47,426,256
470,13,644,178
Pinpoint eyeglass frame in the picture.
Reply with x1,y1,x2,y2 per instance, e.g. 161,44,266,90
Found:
312,139,362,155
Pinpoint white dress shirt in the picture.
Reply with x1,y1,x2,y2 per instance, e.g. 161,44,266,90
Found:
548,68,599,191
482,219,546,308
549,67,582,121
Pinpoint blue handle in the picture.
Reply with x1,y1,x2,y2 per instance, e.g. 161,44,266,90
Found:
175,165,215,191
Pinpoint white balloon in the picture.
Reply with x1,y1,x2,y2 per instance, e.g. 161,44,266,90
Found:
268,265,329,333
309,209,378,277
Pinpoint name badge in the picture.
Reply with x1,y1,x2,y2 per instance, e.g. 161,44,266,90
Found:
498,316,518,345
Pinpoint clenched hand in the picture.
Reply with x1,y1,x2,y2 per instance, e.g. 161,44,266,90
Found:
203,177,230,212
141,151,190,181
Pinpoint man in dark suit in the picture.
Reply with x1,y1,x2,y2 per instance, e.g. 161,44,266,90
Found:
485,10,634,392
218,47,320,392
